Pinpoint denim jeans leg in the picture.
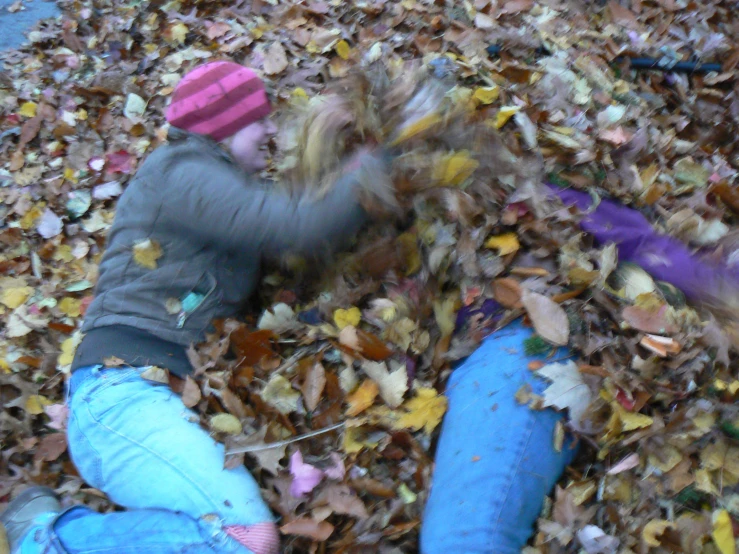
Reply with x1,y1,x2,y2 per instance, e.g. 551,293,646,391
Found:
54,366,275,554
420,321,578,554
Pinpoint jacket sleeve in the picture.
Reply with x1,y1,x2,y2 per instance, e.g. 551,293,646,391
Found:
160,154,381,257
550,185,739,303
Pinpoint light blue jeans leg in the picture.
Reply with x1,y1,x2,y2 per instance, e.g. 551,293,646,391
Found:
40,366,275,554
420,321,578,554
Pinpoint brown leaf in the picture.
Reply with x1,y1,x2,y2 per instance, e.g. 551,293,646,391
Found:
622,305,678,335
181,376,201,408
492,278,523,309
18,116,41,148
33,433,67,463
221,387,249,420
302,361,326,412
317,484,369,519
521,289,569,346
499,0,533,15
62,29,85,52
338,327,393,361
280,517,334,541
230,328,276,365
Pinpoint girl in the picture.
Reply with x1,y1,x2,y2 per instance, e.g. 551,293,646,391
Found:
1,61,387,554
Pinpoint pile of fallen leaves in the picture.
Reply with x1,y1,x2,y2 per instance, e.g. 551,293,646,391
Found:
3,0,739,552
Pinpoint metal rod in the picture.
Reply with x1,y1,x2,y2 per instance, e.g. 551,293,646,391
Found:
485,44,724,74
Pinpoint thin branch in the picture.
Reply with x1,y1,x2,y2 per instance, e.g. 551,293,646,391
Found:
226,422,345,455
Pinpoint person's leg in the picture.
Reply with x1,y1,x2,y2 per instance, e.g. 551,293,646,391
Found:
45,365,278,554
420,320,578,554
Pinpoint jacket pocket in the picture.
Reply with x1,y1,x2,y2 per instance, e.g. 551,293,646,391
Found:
174,270,221,331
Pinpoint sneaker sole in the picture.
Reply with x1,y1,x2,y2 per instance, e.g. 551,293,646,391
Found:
0,486,59,527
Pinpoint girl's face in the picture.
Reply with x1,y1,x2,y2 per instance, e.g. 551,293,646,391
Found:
224,117,278,173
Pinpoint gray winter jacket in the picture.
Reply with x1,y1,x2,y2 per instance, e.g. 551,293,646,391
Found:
72,131,375,375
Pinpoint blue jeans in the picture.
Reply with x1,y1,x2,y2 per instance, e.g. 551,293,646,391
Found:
420,321,578,553
39,365,274,554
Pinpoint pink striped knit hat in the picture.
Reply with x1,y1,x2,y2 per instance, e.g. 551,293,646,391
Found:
166,61,271,142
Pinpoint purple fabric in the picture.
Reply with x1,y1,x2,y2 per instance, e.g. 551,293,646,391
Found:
551,186,737,302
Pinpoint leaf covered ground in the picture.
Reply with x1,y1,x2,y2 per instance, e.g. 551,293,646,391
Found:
2,0,739,552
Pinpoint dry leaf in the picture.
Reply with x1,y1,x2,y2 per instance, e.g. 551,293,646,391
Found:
333,307,361,330
521,289,570,346
536,361,592,427
264,42,289,75
302,361,326,411
361,360,407,408
140,366,169,384
261,374,301,414
393,388,447,434
209,413,243,435
345,379,378,416
132,239,162,270
712,509,735,554
485,233,520,255
181,376,201,408
492,278,522,309
280,518,334,541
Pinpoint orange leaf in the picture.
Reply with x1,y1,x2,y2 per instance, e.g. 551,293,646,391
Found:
345,379,378,416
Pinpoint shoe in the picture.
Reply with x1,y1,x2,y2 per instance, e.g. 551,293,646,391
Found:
0,487,61,549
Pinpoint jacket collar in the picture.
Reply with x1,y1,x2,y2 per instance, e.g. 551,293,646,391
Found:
167,127,235,165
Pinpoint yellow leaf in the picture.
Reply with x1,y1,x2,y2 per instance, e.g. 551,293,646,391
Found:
58,337,77,367
397,232,421,276
0,359,9,374
261,374,301,415
19,203,44,230
346,379,378,417
290,88,309,106
493,106,521,129
169,23,188,45
642,519,674,547
58,297,82,318
53,245,74,263
473,86,500,105
648,444,682,473
713,510,736,554
619,411,654,432
398,483,417,504
334,307,361,330
19,101,37,118
432,150,479,186
391,112,443,145
566,480,597,505
1,286,33,309
335,39,350,60
132,239,163,270
25,395,53,415
209,413,243,435
342,426,379,454
64,167,78,184
140,366,169,384
433,294,458,338
393,388,448,434
484,233,520,256
695,468,719,496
